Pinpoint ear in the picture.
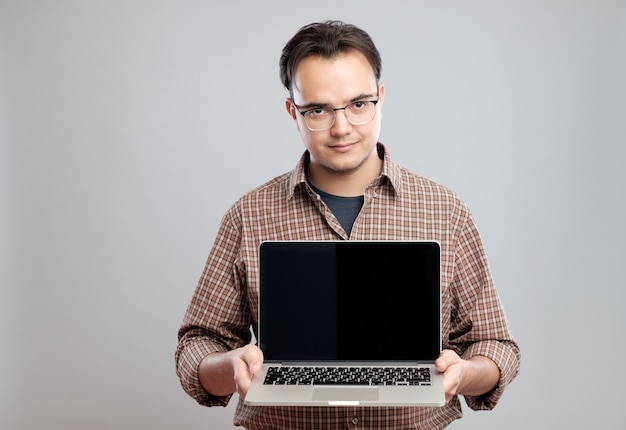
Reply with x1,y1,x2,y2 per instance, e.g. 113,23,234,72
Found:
285,98,298,120
377,83,385,120
377,83,385,108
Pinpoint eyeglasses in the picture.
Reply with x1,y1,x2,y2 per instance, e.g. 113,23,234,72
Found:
292,98,380,131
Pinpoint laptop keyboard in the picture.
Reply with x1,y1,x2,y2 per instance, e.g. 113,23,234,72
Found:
263,366,432,386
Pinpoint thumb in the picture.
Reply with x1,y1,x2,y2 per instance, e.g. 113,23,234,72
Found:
435,349,455,372
249,360,261,374
240,345,264,375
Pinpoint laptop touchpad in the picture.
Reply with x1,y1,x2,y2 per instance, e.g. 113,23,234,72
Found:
312,387,379,402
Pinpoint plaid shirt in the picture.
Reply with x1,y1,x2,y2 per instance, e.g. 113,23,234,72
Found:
176,143,520,429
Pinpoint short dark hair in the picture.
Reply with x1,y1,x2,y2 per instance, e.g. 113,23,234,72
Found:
279,20,382,97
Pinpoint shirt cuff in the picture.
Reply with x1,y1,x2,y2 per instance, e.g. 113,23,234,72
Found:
460,340,521,411
176,337,234,407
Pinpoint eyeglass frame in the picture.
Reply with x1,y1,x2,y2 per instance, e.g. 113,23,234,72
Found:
291,95,380,131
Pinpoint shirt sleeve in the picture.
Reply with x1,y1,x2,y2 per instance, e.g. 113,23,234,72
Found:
447,210,521,411
175,206,253,407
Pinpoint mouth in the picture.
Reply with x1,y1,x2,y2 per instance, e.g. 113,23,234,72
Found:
329,142,357,153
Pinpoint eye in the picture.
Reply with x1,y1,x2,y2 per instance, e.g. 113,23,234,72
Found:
350,101,368,110
306,107,331,118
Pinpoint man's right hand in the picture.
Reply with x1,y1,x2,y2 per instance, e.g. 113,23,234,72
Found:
231,344,264,398
198,344,264,399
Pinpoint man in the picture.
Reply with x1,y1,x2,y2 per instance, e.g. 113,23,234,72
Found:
176,20,520,429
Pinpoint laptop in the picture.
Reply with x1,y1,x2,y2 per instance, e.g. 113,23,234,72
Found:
245,240,445,407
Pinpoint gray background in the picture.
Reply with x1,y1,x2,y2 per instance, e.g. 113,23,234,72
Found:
2,1,625,429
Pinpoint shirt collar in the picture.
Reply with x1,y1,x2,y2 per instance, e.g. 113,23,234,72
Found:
287,142,402,200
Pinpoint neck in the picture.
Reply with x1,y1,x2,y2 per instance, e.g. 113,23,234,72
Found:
307,150,383,197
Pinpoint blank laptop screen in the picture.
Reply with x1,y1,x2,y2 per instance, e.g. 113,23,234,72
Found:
258,241,441,362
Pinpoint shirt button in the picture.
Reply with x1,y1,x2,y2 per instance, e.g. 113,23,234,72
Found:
352,418,359,425
372,192,378,198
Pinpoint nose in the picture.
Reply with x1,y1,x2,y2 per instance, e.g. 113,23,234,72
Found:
330,108,352,135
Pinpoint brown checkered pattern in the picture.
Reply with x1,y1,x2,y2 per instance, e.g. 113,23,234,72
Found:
176,144,520,429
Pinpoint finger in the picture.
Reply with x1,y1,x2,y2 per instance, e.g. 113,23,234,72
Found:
233,357,253,398
442,371,457,403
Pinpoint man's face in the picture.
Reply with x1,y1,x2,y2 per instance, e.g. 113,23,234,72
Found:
286,49,385,179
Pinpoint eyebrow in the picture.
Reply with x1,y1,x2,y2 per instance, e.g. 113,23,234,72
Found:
295,92,378,110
